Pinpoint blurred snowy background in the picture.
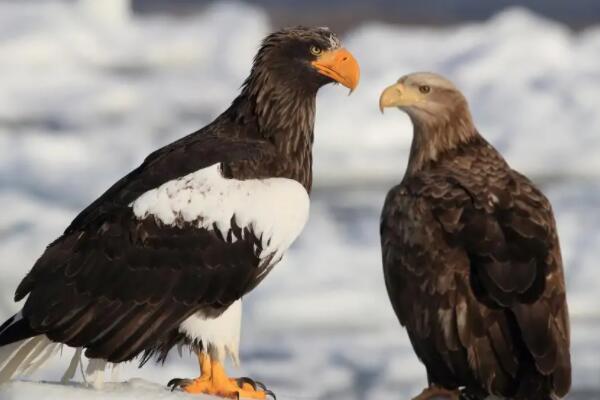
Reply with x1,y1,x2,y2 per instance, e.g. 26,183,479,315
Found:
0,0,599,399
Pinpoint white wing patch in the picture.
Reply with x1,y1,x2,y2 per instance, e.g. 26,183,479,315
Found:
131,164,310,261
131,164,309,364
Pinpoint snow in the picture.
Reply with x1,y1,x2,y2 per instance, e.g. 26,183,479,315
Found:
0,0,599,399
0,379,220,400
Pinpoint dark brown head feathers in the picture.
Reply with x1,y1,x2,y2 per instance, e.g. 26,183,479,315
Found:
223,27,349,190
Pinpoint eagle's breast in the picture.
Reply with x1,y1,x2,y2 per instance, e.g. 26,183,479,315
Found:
130,163,310,262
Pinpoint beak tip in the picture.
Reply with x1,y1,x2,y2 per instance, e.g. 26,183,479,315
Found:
379,98,386,114
313,47,360,94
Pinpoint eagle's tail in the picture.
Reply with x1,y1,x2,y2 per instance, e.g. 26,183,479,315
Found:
0,312,59,384
0,312,35,347
0,312,112,387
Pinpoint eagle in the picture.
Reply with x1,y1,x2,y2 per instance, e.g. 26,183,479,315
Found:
378,73,570,400
0,27,359,399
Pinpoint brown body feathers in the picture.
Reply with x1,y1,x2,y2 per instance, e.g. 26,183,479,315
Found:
380,73,571,399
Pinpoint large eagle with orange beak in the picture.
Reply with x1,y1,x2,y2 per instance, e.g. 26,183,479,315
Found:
0,27,359,399
379,72,570,400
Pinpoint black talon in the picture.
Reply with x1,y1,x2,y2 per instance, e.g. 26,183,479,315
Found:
236,377,257,390
235,376,274,398
167,378,192,392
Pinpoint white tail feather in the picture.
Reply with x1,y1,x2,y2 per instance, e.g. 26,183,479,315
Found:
15,338,46,372
21,342,60,377
18,336,55,376
0,337,114,387
0,336,50,383
0,331,129,392
0,341,26,374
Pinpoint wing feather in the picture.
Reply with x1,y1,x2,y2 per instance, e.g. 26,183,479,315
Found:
381,167,571,397
14,133,278,363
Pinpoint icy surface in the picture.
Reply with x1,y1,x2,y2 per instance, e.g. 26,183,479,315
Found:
0,1,599,399
0,379,219,400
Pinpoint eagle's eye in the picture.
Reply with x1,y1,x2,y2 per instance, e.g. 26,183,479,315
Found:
419,85,431,94
310,45,322,56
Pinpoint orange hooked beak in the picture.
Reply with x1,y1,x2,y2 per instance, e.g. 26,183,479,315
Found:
311,48,360,92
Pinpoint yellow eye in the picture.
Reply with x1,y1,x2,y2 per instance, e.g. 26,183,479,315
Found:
310,45,322,56
419,85,431,94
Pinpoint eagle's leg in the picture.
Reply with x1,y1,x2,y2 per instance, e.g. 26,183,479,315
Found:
168,352,274,399
167,352,212,391
412,385,460,400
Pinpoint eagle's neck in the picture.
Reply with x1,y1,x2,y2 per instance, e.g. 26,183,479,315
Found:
221,74,317,192
406,108,478,176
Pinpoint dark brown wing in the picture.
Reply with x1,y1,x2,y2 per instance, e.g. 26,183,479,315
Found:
381,171,571,398
381,181,495,394
63,131,273,236
13,131,276,363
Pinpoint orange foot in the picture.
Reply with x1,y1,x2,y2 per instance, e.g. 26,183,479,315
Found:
167,352,275,399
412,386,460,400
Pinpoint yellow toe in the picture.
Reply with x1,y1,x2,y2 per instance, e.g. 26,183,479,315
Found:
175,352,271,399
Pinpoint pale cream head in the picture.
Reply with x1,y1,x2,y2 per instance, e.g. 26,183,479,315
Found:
379,72,469,124
379,72,478,173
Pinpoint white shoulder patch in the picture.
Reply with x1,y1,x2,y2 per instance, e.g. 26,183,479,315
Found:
130,164,310,260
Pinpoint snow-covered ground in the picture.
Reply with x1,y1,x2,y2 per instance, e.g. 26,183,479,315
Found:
0,379,221,400
0,0,599,399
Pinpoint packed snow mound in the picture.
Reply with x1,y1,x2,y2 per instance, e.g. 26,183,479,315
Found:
0,379,219,400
